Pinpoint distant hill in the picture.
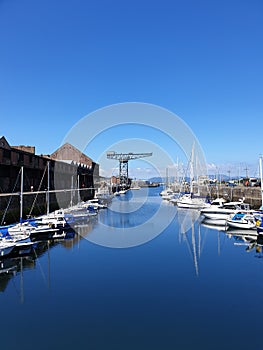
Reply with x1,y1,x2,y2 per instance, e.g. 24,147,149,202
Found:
147,177,164,183
147,174,232,183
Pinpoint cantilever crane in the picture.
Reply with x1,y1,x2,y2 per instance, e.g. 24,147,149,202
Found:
107,151,152,189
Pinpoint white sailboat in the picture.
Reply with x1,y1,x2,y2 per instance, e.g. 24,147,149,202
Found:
33,162,72,233
10,164,59,239
7,167,35,238
177,144,209,209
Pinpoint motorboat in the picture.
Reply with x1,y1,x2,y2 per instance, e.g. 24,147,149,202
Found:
160,188,174,200
200,200,251,221
226,212,257,230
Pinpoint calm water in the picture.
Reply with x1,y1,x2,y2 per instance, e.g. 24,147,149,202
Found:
1,187,263,349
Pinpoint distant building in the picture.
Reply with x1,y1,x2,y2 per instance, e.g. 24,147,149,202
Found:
110,176,120,185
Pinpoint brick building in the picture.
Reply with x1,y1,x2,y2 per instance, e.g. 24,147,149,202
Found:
0,136,99,220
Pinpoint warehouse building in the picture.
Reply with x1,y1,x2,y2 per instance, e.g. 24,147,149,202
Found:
0,136,99,221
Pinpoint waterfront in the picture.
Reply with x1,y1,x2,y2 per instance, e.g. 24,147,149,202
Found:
1,186,263,349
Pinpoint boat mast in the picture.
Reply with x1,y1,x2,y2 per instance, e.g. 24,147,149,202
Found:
47,161,50,215
70,175,74,207
259,155,263,210
190,143,194,194
166,167,169,189
77,174,80,203
20,166,24,223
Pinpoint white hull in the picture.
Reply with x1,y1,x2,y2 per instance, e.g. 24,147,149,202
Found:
226,212,257,230
177,199,210,210
200,201,251,221
201,218,227,226
8,222,34,236
177,202,206,209
201,212,232,220
227,220,256,230
119,190,127,194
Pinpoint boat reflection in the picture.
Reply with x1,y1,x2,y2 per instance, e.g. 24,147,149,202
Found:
177,208,201,276
0,229,80,299
200,217,263,258
226,230,263,257
200,218,228,232
0,215,100,299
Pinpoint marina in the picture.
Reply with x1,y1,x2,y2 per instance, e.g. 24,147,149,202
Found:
2,186,263,349
1,1,263,348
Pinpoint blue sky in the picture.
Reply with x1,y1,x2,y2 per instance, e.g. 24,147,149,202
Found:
1,0,262,178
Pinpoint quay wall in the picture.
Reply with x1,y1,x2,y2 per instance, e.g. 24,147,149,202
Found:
198,185,262,209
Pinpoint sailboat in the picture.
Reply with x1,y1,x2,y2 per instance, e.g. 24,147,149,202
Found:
29,162,67,237
255,155,263,234
259,155,263,211
8,165,59,240
6,167,34,240
177,144,210,209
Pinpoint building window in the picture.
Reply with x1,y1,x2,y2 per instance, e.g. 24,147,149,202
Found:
3,149,11,159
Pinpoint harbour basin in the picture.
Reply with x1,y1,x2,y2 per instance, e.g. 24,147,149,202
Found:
1,186,263,349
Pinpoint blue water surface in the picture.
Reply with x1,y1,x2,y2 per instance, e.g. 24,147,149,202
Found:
1,186,263,350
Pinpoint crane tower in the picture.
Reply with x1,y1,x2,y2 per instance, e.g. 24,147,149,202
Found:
107,151,152,189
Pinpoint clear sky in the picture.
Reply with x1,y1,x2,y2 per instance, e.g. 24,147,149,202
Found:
1,0,262,179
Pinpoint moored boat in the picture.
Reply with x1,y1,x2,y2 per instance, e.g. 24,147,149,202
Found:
177,193,210,209
200,201,251,221
0,241,16,257
226,212,257,230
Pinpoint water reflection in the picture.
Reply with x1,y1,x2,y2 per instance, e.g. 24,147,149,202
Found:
2,187,263,304
0,231,76,300
177,208,201,276
200,217,263,258
226,229,263,257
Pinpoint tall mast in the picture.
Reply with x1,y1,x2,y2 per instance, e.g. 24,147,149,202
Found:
259,155,263,210
190,143,194,194
47,161,50,215
20,166,24,223
77,174,80,203
70,175,74,207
